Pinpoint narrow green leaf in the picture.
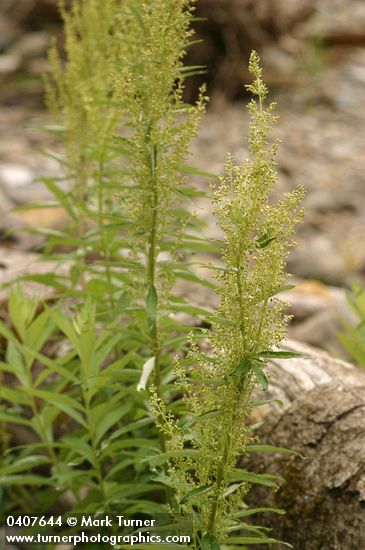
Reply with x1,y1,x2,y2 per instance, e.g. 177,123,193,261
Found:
201,532,221,550
1,456,51,476
259,351,304,359
226,536,292,546
28,389,86,428
0,387,29,406
32,349,78,387
7,342,28,388
169,303,211,318
61,436,95,464
228,469,283,489
271,284,295,295
24,309,55,357
175,269,215,288
0,319,19,344
141,449,199,466
101,438,160,458
92,333,122,374
181,165,219,179
0,475,52,486
41,177,76,220
230,358,252,377
150,472,175,488
255,233,277,249
184,409,222,426
95,407,128,445
103,412,149,442
0,411,31,427
252,364,268,391
180,484,212,504
21,274,70,292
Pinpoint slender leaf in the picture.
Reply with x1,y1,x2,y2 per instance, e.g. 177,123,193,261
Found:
180,485,213,504
226,536,292,546
202,533,221,550
259,351,304,359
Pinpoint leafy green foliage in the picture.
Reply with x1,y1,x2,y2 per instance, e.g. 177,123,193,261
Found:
338,283,365,368
0,289,161,518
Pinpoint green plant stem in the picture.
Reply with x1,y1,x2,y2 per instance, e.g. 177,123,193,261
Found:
146,142,166,445
145,142,175,513
236,263,246,346
75,153,88,240
207,431,231,533
25,361,58,466
97,157,115,313
206,377,251,536
84,391,109,509
207,252,253,535
254,297,269,355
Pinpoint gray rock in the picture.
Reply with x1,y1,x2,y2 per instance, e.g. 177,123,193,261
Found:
288,235,348,285
25,56,49,76
0,163,34,203
249,341,365,550
289,307,342,352
280,281,355,354
0,53,21,74
272,0,315,32
304,190,358,213
0,163,55,204
0,163,33,188
9,31,50,60
304,0,365,40
0,247,70,302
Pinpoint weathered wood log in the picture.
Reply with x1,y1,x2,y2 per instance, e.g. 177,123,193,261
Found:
185,0,315,101
248,339,365,549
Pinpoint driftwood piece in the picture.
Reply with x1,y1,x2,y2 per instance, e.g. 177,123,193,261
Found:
249,340,365,549
185,0,315,101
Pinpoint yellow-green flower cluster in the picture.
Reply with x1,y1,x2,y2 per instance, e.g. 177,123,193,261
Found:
46,0,122,206
112,0,206,284
151,52,304,546
212,51,304,369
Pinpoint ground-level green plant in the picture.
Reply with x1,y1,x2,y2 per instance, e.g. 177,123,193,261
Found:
149,52,304,549
0,290,162,519
338,283,365,368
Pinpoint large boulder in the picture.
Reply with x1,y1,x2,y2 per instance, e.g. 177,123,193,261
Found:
248,340,365,549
